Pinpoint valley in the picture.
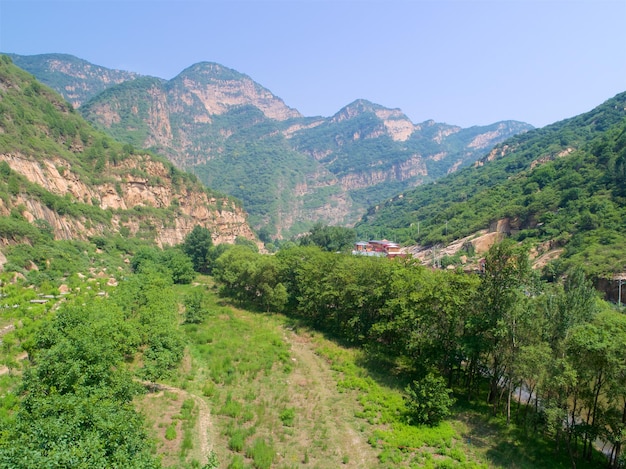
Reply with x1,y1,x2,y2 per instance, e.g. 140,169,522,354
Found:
0,50,625,469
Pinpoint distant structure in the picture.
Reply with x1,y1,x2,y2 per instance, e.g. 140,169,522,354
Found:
352,240,405,258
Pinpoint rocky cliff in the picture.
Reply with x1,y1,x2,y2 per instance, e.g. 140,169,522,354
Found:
0,153,256,247
8,53,142,108
0,55,259,248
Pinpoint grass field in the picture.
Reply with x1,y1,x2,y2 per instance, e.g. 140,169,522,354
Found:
132,277,606,469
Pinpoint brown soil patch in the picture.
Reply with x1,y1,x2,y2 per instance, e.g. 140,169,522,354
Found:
532,248,564,270
280,329,380,468
135,382,214,467
0,351,28,376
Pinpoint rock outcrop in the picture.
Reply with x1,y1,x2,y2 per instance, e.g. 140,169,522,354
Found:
0,152,258,247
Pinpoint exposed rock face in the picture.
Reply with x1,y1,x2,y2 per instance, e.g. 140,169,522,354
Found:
468,123,511,149
176,63,302,121
329,100,419,142
0,152,258,247
12,54,533,237
339,155,427,191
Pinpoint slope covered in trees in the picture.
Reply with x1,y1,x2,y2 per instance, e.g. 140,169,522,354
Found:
0,233,193,467
357,91,626,278
7,53,142,107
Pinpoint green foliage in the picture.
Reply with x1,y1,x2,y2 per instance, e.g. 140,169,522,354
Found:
234,236,259,253
279,407,295,426
9,53,140,107
160,247,196,284
184,289,208,324
213,246,288,312
165,423,177,441
404,373,455,426
211,241,617,466
357,92,626,278
0,297,160,468
112,269,184,380
298,222,356,252
131,246,195,285
182,225,213,274
245,438,275,469
80,76,164,147
228,428,246,452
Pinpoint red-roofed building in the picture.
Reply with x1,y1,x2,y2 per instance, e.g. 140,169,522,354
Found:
352,240,406,258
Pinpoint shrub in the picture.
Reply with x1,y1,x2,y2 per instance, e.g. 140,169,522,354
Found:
228,429,245,452
404,372,455,426
279,407,295,427
165,423,177,440
245,438,275,469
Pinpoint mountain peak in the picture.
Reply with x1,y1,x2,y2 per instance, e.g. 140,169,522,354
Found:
171,61,302,121
175,61,248,82
332,99,411,124
329,100,416,141
8,53,141,107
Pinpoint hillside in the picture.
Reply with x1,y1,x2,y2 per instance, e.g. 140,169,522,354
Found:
0,55,258,247
9,53,533,238
7,53,143,108
356,91,626,278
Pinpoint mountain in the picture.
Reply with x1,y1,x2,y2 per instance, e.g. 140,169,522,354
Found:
7,53,143,108
287,99,531,207
8,53,533,238
355,91,626,278
0,55,258,247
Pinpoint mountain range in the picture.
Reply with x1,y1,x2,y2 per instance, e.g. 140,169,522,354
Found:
8,53,533,238
0,55,257,248
355,90,626,280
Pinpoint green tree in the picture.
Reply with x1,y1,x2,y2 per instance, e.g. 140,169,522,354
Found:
468,239,533,416
183,289,207,324
234,236,259,253
299,223,356,252
404,372,455,426
160,247,195,284
182,225,213,274
565,311,626,462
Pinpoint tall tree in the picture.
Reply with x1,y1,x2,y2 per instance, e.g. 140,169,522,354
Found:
469,239,533,418
182,225,213,274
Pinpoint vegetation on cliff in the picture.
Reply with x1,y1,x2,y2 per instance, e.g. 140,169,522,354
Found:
357,91,626,278
0,55,255,246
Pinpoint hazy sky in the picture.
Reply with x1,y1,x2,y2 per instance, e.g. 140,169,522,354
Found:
1,0,624,128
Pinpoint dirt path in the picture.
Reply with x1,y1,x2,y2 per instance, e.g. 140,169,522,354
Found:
141,381,215,466
0,351,28,376
283,329,380,468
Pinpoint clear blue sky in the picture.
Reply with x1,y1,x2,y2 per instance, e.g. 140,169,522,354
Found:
1,0,624,128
